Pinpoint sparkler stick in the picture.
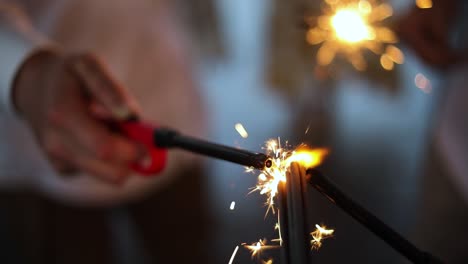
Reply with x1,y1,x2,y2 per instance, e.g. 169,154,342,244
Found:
153,128,272,170
306,169,443,264
278,162,311,264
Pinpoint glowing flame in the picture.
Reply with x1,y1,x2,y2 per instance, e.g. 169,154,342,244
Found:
249,138,328,215
286,148,329,169
306,0,404,71
331,9,374,43
311,224,335,250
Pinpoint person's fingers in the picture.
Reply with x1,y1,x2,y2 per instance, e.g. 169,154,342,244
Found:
89,102,114,120
49,156,78,175
107,133,145,164
66,53,141,120
61,140,131,183
42,130,79,175
46,122,132,183
47,104,140,165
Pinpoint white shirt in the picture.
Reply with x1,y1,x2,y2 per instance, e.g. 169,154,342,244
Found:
0,0,205,206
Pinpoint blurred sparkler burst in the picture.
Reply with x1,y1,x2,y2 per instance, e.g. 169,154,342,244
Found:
305,0,404,71
311,224,335,250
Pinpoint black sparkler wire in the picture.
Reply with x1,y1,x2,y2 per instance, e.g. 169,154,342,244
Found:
306,168,443,264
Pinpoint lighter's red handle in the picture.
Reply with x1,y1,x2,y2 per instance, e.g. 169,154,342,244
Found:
119,121,167,176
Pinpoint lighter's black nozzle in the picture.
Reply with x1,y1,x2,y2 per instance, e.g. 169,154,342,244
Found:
153,128,179,148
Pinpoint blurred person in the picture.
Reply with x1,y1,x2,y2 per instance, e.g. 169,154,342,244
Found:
398,0,468,263
0,1,217,263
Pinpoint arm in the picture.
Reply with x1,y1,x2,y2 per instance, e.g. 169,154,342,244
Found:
0,2,52,117
1,2,143,184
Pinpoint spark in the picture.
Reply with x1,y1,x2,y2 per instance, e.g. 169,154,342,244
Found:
235,123,249,138
310,224,335,250
305,123,311,134
271,210,283,246
244,239,279,258
245,240,264,257
305,0,404,71
230,201,236,210
228,245,239,264
249,138,328,215
234,137,332,263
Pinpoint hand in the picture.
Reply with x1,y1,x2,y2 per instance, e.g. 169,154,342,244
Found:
13,48,141,184
396,0,461,68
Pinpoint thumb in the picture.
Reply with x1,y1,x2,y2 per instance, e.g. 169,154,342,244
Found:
67,53,140,120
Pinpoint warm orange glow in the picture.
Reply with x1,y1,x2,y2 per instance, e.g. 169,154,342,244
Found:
331,9,374,43
311,224,335,250
380,54,394,70
416,0,433,9
306,0,404,71
286,148,329,169
385,45,404,64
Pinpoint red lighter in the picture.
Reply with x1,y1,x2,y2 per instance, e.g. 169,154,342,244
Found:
118,118,167,176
